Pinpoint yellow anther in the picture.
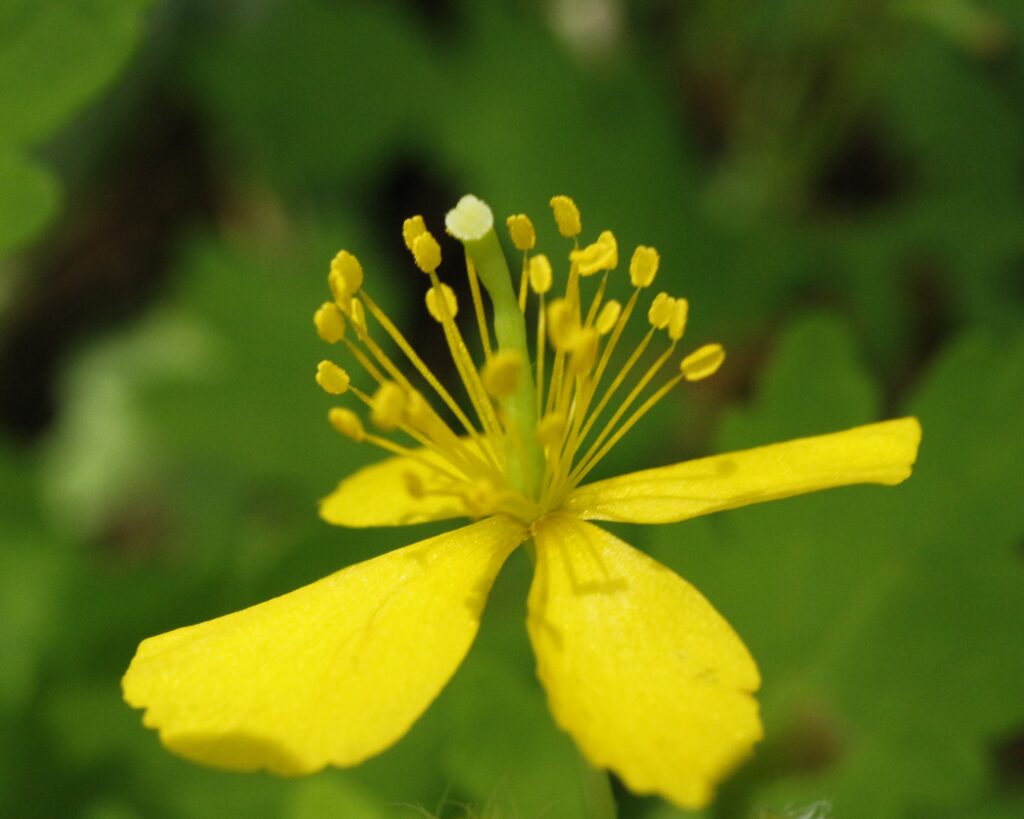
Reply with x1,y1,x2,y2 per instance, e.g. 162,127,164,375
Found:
328,407,365,441
681,343,726,381
596,300,622,335
550,194,582,238
537,412,566,447
425,283,458,322
629,246,659,288
402,215,427,251
329,250,364,297
571,230,618,276
547,298,579,350
328,270,345,304
506,214,536,251
648,292,673,329
412,231,442,274
348,297,367,333
597,230,618,269
568,327,598,373
528,254,553,294
668,298,689,341
315,360,351,395
370,382,407,430
481,349,523,399
313,301,346,343
403,389,434,430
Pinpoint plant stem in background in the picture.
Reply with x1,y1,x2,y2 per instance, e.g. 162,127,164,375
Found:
580,759,617,819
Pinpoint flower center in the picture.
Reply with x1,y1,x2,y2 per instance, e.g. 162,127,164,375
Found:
313,194,724,524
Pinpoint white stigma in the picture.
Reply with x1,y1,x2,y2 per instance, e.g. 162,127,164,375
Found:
445,194,494,241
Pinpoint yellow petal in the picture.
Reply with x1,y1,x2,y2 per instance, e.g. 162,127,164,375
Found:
123,515,527,774
528,513,761,808
320,449,473,527
567,417,921,524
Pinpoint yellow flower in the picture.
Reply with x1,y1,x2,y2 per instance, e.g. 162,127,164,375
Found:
122,194,921,810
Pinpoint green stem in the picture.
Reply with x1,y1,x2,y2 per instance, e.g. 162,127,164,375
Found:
461,228,543,497
580,759,618,819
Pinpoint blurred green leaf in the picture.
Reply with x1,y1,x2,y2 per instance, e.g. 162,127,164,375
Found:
192,0,817,344
4,2,1023,816
30,218,459,817
440,591,589,819
878,32,1022,198
0,539,66,713
0,444,69,715
0,0,150,255
0,0,149,146
649,314,1024,818
193,0,439,192
0,153,60,255
285,775,391,819
136,223,377,494
920,790,1024,819
80,801,142,819
41,310,215,538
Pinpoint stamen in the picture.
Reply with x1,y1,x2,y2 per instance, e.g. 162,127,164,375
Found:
314,302,346,343
575,288,643,427
569,341,677,487
568,323,652,459
550,195,582,238
570,230,618,277
402,216,427,251
328,407,365,441
547,298,579,350
571,370,685,486
343,309,502,477
340,400,474,485
340,336,387,386
348,297,367,333
596,300,621,335
530,256,552,416
481,350,523,399
568,328,598,374
423,265,507,448
629,246,659,288
412,232,442,274
339,417,471,484
358,290,482,443
370,382,407,431
544,298,578,417
507,214,536,251
464,254,494,361
528,255,552,294
315,360,350,395
648,292,674,329
329,251,364,299
681,343,725,381
426,283,459,322
582,272,610,329
387,387,498,483
317,193,725,521
343,298,431,404
536,412,566,448
506,219,534,312
668,298,689,341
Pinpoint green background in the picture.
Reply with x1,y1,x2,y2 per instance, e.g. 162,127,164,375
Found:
1,1,1022,817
